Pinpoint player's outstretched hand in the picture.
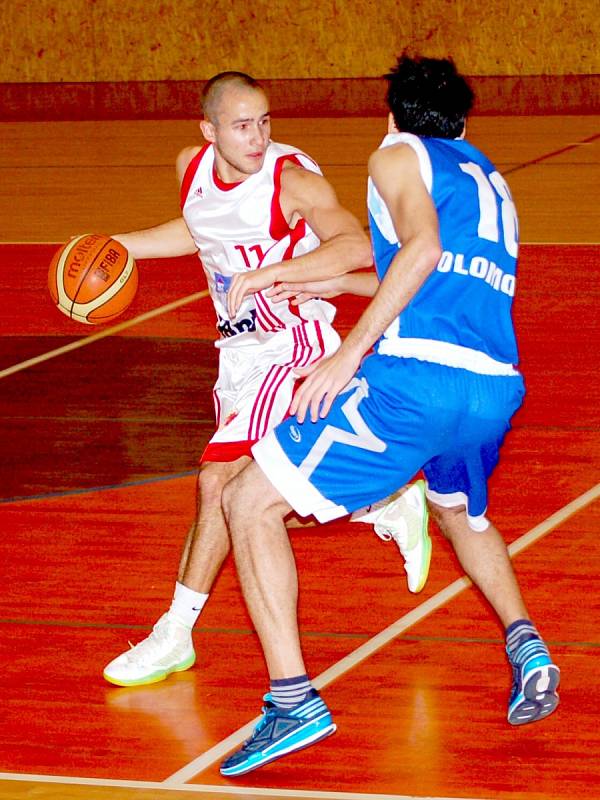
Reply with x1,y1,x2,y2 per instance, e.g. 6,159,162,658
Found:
291,348,361,423
267,276,345,305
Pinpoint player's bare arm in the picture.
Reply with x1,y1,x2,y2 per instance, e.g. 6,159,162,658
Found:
111,147,201,260
113,218,197,260
275,165,372,282
291,144,442,423
226,164,371,318
267,269,379,305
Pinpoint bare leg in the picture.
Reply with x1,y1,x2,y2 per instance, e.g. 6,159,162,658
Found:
222,461,303,679
103,456,253,687
178,456,251,592
429,502,528,627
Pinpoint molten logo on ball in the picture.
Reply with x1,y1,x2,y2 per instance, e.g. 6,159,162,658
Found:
48,234,138,325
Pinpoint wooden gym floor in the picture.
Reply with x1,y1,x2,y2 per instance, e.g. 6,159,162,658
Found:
0,114,599,800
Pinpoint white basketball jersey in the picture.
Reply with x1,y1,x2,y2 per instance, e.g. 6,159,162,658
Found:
180,141,336,347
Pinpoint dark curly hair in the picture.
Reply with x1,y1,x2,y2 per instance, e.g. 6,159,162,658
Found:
385,55,474,139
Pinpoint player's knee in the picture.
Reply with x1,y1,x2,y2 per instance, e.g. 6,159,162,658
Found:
428,501,466,540
222,463,288,535
197,462,230,504
221,465,256,531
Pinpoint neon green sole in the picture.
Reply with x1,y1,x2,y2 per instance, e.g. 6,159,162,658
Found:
103,653,196,687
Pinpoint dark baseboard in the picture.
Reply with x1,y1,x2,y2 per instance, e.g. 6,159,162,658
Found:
1,75,598,120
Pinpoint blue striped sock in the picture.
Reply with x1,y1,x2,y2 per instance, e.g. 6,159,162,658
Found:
270,675,313,709
505,618,540,657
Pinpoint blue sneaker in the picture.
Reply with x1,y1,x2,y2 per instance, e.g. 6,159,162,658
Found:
220,689,336,776
507,637,560,725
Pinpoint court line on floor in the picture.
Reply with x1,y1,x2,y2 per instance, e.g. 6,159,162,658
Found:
0,288,210,380
1,484,597,796
164,481,600,785
0,774,492,800
503,132,600,176
0,470,197,504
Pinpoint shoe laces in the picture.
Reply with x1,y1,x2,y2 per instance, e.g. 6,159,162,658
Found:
125,615,178,664
375,518,409,547
241,700,278,751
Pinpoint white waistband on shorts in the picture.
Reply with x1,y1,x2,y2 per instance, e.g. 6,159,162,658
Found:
377,337,519,376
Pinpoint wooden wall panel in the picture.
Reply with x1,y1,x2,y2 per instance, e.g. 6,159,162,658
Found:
2,0,598,83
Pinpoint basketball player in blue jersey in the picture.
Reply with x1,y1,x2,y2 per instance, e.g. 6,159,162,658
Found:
102,72,431,688
218,56,560,776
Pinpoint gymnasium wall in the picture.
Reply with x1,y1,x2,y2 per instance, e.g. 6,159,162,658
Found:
1,0,598,118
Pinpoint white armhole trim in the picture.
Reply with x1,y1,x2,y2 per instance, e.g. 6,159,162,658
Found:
380,132,433,194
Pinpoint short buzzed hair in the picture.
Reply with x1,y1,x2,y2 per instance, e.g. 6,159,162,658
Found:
201,71,265,122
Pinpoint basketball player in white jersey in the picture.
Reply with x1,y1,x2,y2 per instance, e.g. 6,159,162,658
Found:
218,57,559,776
102,72,431,687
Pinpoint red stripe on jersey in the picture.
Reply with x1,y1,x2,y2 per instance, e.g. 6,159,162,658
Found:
270,155,313,322
179,144,211,209
201,440,255,463
283,219,308,321
269,155,303,241
255,289,286,332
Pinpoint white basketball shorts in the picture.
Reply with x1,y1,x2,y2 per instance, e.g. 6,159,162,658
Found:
201,319,341,463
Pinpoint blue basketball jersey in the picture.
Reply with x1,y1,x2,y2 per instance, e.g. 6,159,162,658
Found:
368,133,520,370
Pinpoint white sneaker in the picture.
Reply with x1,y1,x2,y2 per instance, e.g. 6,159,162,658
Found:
103,613,196,687
371,480,431,593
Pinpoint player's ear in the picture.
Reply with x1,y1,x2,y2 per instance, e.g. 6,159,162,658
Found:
387,113,399,134
200,119,216,143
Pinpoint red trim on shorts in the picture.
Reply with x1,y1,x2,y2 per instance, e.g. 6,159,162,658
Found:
212,389,221,428
200,440,256,463
179,144,210,209
250,365,291,440
248,325,302,438
312,320,325,364
249,322,323,439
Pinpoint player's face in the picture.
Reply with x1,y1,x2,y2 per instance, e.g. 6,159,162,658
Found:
202,87,271,182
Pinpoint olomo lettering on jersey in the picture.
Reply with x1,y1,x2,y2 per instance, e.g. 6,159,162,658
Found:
436,250,516,297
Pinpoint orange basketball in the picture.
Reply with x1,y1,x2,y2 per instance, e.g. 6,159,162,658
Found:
48,233,138,325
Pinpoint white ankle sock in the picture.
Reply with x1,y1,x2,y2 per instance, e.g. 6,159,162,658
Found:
168,581,209,629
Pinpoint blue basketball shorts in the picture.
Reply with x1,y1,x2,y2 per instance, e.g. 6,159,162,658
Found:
251,354,525,531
